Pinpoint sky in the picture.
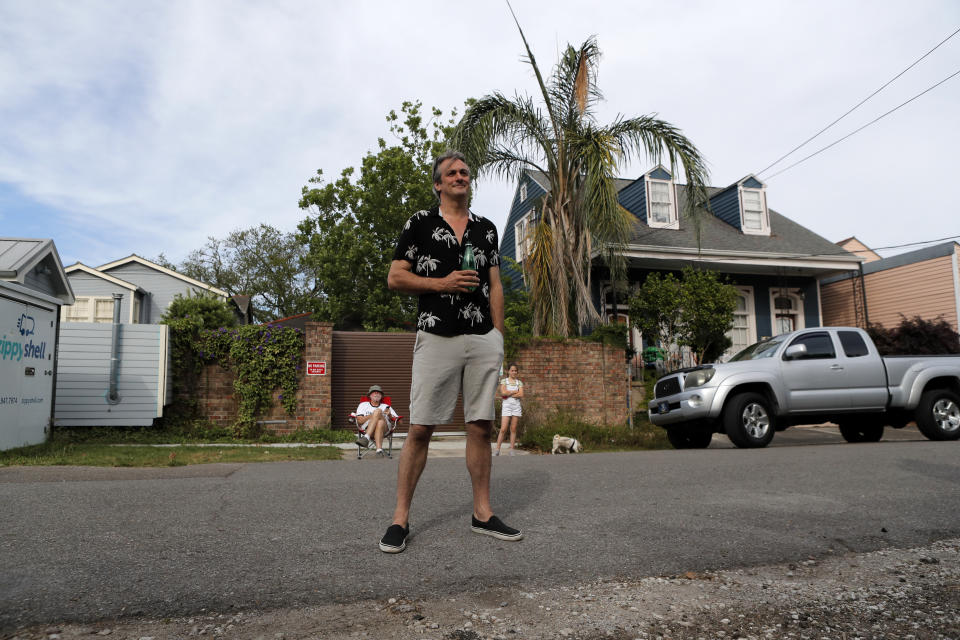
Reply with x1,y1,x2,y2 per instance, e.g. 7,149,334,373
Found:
1,1,958,268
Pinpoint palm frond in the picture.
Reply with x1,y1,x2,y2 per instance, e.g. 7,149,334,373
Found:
450,93,556,180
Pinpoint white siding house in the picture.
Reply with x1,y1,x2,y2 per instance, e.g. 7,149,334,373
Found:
55,255,230,427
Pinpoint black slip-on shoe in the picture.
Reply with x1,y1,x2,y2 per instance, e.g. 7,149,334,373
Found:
379,523,409,553
471,515,523,541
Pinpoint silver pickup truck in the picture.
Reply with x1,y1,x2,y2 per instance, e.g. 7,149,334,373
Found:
648,326,960,448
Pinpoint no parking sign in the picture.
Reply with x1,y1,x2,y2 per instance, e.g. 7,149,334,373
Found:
306,361,326,375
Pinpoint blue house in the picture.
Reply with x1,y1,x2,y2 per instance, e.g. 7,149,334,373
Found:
502,167,862,361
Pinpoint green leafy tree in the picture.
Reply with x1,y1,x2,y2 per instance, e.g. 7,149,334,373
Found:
501,261,534,359
677,268,738,363
297,101,458,330
629,272,683,366
162,225,316,323
449,18,710,337
159,291,238,412
629,268,738,368
161,291,237,329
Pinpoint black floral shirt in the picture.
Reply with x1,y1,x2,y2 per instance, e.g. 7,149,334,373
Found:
392,207,500,336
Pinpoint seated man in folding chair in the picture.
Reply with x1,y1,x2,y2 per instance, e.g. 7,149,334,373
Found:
355,385,399,457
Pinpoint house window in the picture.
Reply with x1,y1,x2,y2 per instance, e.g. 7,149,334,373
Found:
647,179,677,228
61,296,116,323
514,208,537,261
774,295,794,332
741,189,768,234
769,290,804,335
63,297,90,322
132,297,141,324
724,286,756,360
519,183,527,202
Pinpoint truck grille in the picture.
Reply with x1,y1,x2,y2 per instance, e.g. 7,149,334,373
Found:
655,377,681,398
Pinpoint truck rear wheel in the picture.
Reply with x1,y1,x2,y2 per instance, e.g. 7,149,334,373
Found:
916,389,960,441
838,421,884,443
667,427,713,449
723,392,775,448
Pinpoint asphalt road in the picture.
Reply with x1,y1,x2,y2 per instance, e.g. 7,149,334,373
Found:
1,430,958,631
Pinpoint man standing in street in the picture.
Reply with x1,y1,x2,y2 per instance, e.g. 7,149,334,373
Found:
380,149,523,553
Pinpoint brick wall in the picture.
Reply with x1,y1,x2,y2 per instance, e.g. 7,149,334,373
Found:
191,324,628,432
510,339,629,426
193,322,333,435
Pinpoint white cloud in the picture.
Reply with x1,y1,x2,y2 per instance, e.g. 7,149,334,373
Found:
0,0,958,264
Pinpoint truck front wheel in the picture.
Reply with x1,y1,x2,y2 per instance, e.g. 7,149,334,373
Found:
723,393,775,448
916,389,960,441
667,427,713,449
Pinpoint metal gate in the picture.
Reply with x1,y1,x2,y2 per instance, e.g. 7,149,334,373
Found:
332,331,465,433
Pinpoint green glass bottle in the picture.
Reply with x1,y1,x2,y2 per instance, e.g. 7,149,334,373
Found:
461,241,477,292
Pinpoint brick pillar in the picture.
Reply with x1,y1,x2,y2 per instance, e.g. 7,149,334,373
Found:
301,322,333,429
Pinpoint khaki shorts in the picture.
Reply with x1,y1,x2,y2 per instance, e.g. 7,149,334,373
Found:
409,328,504,425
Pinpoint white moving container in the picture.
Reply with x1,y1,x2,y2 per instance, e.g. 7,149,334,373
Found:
0,238,74,451
0,283,58,449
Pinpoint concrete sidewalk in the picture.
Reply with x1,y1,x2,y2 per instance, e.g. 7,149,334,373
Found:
341,434,531,458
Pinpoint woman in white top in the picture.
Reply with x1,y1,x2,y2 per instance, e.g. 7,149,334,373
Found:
495,363,524,456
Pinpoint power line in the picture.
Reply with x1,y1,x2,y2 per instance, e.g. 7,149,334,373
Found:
756,25,960,177
868,234,960,254
762,66,960,180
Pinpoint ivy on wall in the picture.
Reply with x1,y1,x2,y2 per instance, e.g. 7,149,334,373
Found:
196,325,305,437
166,317,305,437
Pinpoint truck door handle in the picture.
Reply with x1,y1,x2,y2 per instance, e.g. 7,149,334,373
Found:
830,364,844,370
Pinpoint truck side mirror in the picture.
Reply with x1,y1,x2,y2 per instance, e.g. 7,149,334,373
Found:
784,343,808,360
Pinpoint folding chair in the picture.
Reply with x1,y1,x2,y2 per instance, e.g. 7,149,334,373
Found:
348,395,402,459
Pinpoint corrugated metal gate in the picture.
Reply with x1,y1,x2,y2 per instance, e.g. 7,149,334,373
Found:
332,331,465,433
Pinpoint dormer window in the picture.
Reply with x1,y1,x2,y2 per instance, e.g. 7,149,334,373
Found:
519,182,527,203
514,208,537,261
740,188,769,235
645,172,678,229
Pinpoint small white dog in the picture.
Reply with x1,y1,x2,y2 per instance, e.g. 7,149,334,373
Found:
552,434,583,454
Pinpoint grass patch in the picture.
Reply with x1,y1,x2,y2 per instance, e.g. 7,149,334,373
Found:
518,415,672,453
0,420,353,467
48,422,355,446
0,442,342,467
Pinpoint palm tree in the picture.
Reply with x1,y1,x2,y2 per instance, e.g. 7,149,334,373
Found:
450,17,711,337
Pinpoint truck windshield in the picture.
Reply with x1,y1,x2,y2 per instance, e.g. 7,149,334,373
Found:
729,335,788,361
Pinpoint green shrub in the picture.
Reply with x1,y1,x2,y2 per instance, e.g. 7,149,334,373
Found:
867,316,960,355
161,291,238,329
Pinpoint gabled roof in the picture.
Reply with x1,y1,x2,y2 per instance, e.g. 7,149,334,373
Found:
705,173,766,201
526,167,860,268
96,254,229,297
628,185,859,265
231,294,252,315
517,170,860,274
0,237,75,303
65,262,145,292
